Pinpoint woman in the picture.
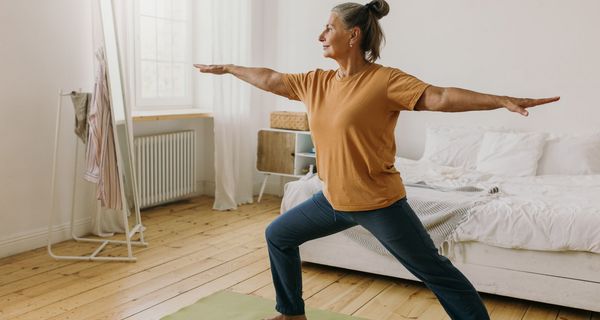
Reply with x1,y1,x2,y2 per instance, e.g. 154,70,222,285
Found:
194,1,559,319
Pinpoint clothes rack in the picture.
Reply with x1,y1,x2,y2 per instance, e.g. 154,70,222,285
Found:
47,89,147,262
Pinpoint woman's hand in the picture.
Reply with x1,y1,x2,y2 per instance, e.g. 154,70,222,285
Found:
502,96,560,117
193,64,231,75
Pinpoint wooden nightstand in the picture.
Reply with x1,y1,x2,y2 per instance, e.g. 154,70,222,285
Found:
256,128,316,202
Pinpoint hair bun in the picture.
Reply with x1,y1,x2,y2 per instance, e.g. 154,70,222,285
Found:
365,0,389,20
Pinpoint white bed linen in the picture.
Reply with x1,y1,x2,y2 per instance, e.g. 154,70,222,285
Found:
398,157,600,254
282,157,600,254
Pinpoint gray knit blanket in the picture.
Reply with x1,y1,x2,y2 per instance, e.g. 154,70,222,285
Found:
341,182,497,256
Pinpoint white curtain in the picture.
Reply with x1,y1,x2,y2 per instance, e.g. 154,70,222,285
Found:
207,0,255,210
88,0,135,235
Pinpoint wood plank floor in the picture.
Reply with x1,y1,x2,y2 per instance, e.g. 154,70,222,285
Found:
1,195,598,320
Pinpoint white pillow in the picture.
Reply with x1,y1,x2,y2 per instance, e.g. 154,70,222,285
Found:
537,133,600,175
420,126,484,168
476,131,547,177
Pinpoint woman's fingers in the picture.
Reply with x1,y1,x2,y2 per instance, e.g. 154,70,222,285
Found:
193,64,217,73
506,102,529,116
517,107,529,117
507,96,560,116
193,64,227,74
193,64,208,71
522,96,560,107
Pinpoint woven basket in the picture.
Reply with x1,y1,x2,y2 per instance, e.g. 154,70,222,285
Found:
270,111,309,131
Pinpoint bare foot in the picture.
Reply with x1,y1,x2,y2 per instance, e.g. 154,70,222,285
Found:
262,314,307,320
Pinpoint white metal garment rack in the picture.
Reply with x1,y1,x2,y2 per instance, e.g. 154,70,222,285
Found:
47,89,147,262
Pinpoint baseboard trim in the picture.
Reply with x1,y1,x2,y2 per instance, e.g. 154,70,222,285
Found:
0,218,91,259
201,180,215,197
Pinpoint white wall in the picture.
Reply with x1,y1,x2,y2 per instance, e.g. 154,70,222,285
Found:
0,0,96,258
269,0,600,159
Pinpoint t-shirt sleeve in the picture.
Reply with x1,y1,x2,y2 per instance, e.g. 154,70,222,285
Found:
387,68,430,111
282,71,316,102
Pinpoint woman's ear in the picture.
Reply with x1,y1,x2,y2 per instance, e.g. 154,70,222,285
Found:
350,26,361,43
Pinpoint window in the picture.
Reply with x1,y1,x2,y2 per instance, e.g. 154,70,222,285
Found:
134,0,192,109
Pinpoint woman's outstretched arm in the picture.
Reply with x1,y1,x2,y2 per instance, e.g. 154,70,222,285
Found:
414,86,560,116
193,64,290,98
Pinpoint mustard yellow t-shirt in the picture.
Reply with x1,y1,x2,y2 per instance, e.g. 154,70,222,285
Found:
282,63,430,212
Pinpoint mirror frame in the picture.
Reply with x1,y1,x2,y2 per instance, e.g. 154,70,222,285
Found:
99,0,140,216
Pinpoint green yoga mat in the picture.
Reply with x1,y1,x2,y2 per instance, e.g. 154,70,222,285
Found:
161,291,366,320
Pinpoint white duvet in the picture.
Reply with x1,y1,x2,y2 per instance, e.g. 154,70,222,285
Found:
282,157,600,254
400,157,600,254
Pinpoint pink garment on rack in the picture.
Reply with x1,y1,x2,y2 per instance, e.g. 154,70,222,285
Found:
84,47,122,210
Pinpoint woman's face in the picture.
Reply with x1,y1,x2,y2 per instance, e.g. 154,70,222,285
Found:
319,12,353,60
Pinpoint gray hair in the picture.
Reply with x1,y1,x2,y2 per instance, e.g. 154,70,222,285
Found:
332,0,390,63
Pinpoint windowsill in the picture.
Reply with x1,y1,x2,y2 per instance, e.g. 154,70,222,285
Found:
132,108,213,122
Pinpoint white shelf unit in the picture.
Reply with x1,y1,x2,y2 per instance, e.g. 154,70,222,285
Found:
256,128,316,202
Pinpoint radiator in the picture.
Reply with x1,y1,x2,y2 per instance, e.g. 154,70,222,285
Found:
134,130,197,209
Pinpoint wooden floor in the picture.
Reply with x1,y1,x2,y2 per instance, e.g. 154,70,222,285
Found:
1,195,599,320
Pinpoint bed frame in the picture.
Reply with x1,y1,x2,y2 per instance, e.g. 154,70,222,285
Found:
300,230,600,312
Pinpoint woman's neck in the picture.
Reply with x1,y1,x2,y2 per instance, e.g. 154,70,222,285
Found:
336,56,371,78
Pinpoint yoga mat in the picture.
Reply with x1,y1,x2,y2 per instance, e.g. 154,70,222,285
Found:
161,290,367,320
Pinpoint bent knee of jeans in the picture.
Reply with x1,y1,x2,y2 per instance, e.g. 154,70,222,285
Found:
265,222,286,245
265,223,275,241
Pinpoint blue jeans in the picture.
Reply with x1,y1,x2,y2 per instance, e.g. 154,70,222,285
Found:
265,191,489,319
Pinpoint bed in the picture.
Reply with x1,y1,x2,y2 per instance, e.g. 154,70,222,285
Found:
280,127,600,312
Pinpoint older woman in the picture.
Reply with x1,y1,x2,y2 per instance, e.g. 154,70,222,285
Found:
195,1,559,319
